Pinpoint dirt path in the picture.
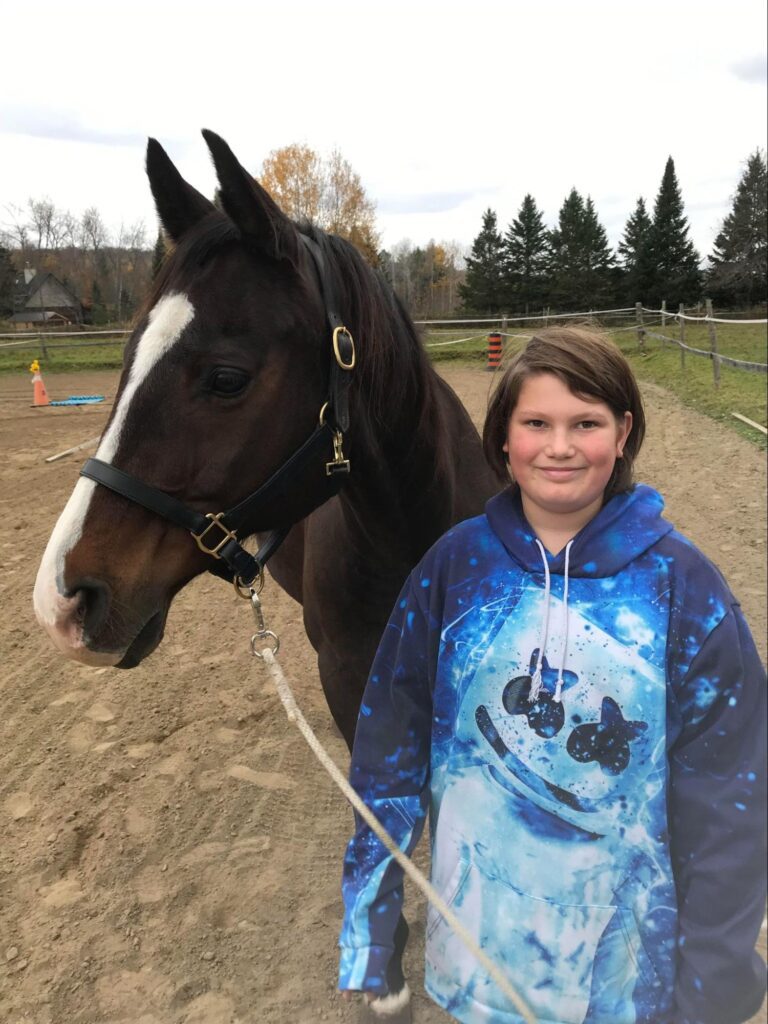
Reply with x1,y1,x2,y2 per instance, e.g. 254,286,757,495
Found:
1,368,765,1024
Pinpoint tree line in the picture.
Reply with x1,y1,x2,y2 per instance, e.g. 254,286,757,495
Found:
0,200,151,323
459,152,767,315
2,148,764,326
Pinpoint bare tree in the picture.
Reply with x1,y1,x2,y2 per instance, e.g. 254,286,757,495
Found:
80,207,109,252
2,203,31,252
28,197,67,250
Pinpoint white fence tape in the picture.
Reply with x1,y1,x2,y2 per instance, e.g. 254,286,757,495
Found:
641,308,767,326
424,334,485,349
415,308,636,326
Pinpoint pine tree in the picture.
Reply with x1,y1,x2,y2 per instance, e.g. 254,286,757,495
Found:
645,157,701,306
503,195,550,314
708,150,767,307
90,280,108,325
618,197,654,302
0,244,14,317
151,230,167,280
581,197,616,307
548,189,615,309
459,209,506,313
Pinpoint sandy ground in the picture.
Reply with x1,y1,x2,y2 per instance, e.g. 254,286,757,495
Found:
1,367,765,1024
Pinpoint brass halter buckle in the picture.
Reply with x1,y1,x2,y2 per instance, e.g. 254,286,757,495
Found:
332,326,356,370
192,512,238,558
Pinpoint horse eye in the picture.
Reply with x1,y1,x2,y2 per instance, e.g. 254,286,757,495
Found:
207,367,250,397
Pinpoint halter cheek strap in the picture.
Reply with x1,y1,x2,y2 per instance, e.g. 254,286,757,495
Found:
79,232,355,594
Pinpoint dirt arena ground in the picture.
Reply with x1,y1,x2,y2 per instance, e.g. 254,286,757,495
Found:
1,367,765,1024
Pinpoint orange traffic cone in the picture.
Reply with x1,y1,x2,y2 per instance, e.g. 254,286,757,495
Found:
30,360,50,407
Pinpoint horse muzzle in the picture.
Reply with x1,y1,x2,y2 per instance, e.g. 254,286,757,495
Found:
33,565,168,668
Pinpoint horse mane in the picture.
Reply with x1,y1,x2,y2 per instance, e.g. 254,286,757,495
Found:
300,226,462,514
300,225,434,426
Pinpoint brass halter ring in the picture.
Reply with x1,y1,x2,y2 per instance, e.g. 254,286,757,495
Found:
233,565,265,600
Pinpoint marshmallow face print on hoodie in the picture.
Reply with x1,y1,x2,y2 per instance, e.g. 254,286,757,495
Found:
461,579,665,836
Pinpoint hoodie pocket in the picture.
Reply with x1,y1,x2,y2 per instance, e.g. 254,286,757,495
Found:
426,854,471,941
426,864,649,1024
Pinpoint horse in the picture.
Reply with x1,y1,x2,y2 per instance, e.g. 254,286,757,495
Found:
33,130,504,1022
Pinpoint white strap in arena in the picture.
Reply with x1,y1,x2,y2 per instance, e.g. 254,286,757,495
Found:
259,647,538,1024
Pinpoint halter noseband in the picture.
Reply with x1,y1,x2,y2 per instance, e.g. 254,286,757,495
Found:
79,235,354,596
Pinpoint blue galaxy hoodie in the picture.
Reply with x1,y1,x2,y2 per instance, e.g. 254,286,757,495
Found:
339,485,766,1024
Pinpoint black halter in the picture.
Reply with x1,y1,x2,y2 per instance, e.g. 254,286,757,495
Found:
80,235,354,594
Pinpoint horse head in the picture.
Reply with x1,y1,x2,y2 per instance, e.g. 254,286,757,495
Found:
33,131,347,668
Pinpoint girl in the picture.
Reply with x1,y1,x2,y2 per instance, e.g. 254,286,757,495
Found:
338,328,766,1024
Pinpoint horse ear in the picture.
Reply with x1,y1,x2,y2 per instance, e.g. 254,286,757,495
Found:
202,129,300,265
146,138,215,243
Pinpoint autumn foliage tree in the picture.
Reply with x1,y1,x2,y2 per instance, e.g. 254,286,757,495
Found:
259,144,379,263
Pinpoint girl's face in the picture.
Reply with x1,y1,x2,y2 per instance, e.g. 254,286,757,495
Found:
503,373,632,527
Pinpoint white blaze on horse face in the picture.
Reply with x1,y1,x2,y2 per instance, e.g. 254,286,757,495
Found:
96,292,196,463
33,293,195,661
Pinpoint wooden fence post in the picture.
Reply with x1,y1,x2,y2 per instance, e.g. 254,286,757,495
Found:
705,298,720,388
678,302,686,370
635,302,645,350
661,300,667,328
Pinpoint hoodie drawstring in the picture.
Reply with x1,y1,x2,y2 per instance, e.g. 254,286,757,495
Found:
530,539,574,704
554,540,573,702
528,541,551,702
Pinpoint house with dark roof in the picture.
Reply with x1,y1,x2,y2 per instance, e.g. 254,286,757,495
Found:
10,268,83,328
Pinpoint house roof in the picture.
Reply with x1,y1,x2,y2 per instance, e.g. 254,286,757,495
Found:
8,310,70,324
14,271,81,309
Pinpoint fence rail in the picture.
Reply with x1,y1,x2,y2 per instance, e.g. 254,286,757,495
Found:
644,331,767,373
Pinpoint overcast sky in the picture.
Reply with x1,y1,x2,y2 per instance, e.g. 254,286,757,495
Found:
1,0,766,260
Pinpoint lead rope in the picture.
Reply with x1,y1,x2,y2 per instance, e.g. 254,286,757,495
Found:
247,590,537,1024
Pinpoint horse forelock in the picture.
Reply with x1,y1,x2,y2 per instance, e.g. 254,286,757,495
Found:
140,213,239,322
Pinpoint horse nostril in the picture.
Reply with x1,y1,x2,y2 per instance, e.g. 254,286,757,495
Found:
67,580,111,637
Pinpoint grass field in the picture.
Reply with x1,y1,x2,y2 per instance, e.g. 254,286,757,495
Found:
423,318,767,448
2,317,765,447
0,335,128,374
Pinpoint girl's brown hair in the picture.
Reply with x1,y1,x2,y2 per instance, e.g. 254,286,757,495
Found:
482,326,645,500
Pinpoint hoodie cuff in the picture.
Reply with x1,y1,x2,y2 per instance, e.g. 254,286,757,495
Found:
339,944,392,995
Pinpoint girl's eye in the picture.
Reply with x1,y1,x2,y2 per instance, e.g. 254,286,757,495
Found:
525,419,546,428
576,420,600,429
207,367,250,397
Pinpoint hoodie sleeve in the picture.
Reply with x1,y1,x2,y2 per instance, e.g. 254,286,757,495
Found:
668,602,767,1024
338,572,436,996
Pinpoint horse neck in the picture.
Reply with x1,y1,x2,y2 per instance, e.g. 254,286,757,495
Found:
341,288,476,556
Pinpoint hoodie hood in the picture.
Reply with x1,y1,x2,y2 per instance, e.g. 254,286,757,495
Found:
485,484,674,578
